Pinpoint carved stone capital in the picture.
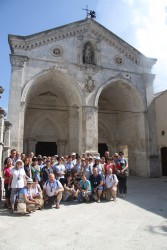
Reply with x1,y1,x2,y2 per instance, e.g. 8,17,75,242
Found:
0,108,6,118
4,121,12,131
10,54,28,67
83,106,98,119
0,86,4,98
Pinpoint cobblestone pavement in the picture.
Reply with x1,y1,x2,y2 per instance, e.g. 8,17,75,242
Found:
0,176,167,250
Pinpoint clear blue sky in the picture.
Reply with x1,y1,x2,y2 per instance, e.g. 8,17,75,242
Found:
1,0,167,111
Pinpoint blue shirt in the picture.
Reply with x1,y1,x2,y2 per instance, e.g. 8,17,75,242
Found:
79,179,92,191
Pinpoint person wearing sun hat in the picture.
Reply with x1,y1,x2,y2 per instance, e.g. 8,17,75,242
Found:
8,159,26,212
17,178,41,214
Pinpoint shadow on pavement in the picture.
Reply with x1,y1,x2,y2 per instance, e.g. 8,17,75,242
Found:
122,176,167,219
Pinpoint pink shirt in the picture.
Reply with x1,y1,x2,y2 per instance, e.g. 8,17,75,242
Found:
3,167,12,184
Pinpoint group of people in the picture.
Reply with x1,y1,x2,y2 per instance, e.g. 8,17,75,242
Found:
2,149,129,215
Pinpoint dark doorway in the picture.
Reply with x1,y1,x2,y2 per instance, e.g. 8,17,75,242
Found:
35,142,57,156
98,143,108,157
161,147,167,176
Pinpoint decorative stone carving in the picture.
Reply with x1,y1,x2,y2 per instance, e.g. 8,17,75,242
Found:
10,54,28,67
84,76,95,93
114,55,123,66
52,46,63,57
40,64,69,75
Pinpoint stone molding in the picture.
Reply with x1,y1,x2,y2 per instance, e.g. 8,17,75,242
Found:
0,86,4,97
83,106,98,119
10,54,28,67
4,121,12,130
0,108,6,117
9,19,156,69
109,73,132,83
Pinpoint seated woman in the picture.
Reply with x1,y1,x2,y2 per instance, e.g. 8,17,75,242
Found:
31,179,44,209
17,179,41,214
105,168,118,201
63,173,77,201
78,173,92,202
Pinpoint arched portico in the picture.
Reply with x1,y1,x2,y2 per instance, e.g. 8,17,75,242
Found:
96,78,149,176
22,68,85,155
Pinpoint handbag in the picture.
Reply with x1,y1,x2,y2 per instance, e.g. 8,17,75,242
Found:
17,202,27,213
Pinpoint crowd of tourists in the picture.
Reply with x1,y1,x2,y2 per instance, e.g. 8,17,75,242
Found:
2,149,129,215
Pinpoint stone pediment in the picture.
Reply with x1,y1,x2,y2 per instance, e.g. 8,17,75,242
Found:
8,18,156,69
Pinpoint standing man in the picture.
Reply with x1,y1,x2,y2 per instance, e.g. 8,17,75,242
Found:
4,149,17,165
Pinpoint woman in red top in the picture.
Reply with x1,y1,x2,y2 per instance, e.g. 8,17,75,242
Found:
104,157,115,176
3,158,13,208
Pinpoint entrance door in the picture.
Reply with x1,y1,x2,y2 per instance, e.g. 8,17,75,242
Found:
35,142,57,156
161,147,167,176
98,143,108,157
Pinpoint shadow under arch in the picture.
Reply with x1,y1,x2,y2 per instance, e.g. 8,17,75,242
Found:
96,76,149,177
95,77,146,111
28,117,64,141
98,119,116,143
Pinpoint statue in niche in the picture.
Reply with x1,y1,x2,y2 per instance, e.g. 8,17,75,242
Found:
83,43,94,64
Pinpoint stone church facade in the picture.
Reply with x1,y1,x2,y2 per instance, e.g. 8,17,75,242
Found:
8,18,160,177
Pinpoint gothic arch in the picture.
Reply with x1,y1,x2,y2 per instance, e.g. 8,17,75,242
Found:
94,77,146,111
21,67,85,106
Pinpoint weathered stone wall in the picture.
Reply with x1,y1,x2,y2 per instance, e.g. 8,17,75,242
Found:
7,19,161,176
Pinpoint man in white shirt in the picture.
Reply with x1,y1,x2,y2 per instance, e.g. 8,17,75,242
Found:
43,173,64,209
105,168,118,201
54,157,66,184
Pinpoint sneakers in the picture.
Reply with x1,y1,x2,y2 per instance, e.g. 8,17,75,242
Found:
97,199,101,203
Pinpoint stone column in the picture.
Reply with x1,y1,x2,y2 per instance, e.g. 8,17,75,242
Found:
2,121,12,161
143,73,161,177
8,54,28,151
68,106,79,154
82,106,98,155
0,109,5,174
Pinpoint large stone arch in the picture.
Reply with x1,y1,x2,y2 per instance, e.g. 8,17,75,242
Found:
22,68,85,155
96,77,149,176
21,67,85,106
